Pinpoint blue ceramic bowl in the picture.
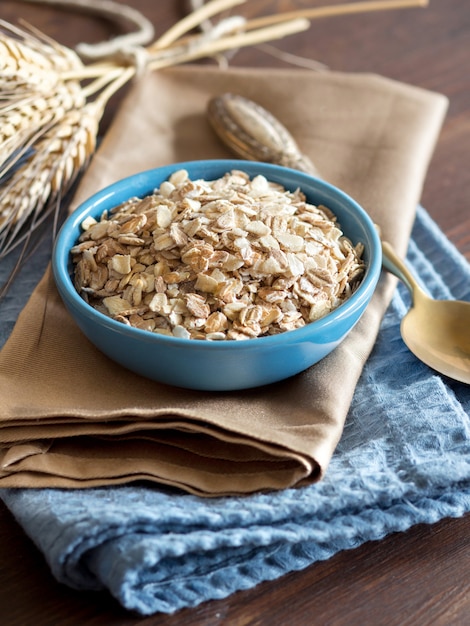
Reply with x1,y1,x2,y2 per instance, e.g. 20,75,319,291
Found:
52,160,382,391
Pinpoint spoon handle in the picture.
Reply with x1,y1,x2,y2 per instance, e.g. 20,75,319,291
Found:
381,240,430,298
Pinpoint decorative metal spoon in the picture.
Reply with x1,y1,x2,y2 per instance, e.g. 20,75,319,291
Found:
381,241,470,383
207,93,470,383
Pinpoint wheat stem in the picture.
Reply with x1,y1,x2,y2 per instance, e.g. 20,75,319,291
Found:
153,0,246,50
243,0,428,31
148,18,310,71
92,66,135,111
80,67,124,98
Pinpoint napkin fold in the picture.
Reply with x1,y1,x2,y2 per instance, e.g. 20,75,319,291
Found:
2,207,469,616
0,66,448,495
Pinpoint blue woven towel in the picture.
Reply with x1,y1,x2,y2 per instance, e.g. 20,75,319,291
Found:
1,207,469,616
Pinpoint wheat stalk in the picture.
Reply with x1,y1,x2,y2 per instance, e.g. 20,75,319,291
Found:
0,20,90,256
0,102,100,254
0,19,83,80
0,20,87,189
0,102,100,299
0,83,85,170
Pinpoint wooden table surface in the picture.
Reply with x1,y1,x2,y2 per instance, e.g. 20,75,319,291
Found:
1,1,469,624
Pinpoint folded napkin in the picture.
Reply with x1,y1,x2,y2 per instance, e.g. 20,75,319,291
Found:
0,66,448,495
1,207,469,615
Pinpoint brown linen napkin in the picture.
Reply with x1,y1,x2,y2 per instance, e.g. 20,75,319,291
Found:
0,66,448,496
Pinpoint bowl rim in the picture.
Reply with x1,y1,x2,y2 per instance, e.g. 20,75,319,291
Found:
52,159,382,350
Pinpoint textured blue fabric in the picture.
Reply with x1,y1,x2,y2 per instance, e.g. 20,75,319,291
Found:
1,207,469,615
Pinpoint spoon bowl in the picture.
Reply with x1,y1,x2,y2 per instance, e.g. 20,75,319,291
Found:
382,241,470,383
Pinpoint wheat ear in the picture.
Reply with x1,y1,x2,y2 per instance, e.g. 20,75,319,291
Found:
0,19,83,79
0,82,86,174
0,102,100,255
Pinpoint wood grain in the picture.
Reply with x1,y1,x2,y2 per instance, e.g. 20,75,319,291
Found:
0,1,469,624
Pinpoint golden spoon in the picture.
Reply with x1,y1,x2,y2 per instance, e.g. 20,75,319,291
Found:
381,241,470,383
207,93,470,383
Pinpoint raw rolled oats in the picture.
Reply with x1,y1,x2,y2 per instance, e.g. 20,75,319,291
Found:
72,169,365,340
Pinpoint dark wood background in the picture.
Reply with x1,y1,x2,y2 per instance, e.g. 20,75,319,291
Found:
1,1,469,624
